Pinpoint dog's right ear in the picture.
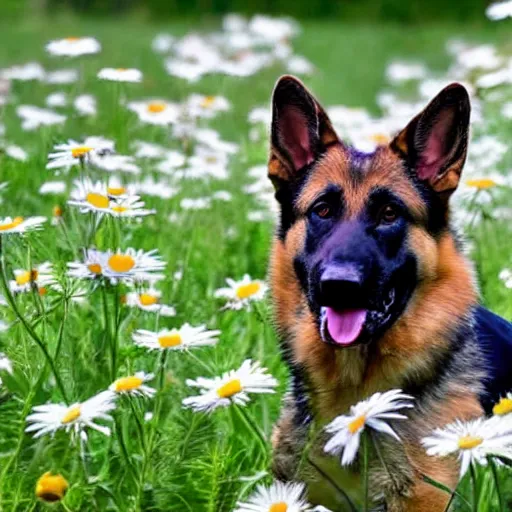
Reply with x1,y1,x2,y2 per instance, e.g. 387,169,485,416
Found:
269,75,338,188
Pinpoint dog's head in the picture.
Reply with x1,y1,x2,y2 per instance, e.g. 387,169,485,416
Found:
268,75,470,348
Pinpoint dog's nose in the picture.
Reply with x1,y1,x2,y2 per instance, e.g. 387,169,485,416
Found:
319,264,364,309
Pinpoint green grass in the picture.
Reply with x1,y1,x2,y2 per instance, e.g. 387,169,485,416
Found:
0,14,511,512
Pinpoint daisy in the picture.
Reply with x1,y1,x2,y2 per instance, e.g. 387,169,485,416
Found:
498,269,512,289
235,481,311,512
74,94,97,116
133,324,220,351
35,472,69,503
0,216,46,235
44,69,79,84
105,176,135,198
180,198,211,210
46,37,101,57
134,177,178,200
152,34,174,53
39,181,66,195
99,248,166,284
131,140,168,159
92,153,140,175
0,353,13,374
193,128,239,154
67,179,110,214
109,371,155,398
107,196,156,218
67,249,105,280
97,67,142,83
182,359,277,413
422,416,512,478
3,144,28,162
47,140,100,171
287,55,314,75
124,287,176,316
127,99,180,126
385,61,428,84
154,151,187,175
486,0,512,20
45,92,67,108
324,389,414,466
26,390,116,439
186,94,230,119
16,105,66,131
214,275,268,310
9,262,54,294
493,393,512,416
0,62,45,81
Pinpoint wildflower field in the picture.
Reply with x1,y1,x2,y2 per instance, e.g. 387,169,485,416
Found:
0,7,512,512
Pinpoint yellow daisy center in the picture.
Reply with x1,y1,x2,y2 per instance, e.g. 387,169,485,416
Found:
139,293,159,306
0,217,24,231
217,379,242,399
88,263,102,274
107,186,126,196
61,405,81,424
269,503,288,512
458,435,483,450
35,472,69,502
147,102,167,114
86,192,109,209
158,333,182,348
39,287,47,296
71,146,93,158
116,68,128,72
108,254,135,273
15,269,38,286
65,37,80,42
205,156,218,164
348,414,366,434
466,178,497,190
236,282,261,300
111,206,128,213
114,375,144,392
200,95,216,108
53,205,63,217
493,397,512,416
370,133,391,145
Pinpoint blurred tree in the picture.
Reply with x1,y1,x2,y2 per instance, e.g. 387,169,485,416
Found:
0,0,495,22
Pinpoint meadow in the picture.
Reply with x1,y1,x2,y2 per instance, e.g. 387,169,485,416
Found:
0,10,511,512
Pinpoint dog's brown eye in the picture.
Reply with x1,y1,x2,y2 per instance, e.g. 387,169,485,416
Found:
313,202,332,219
379,204,398,224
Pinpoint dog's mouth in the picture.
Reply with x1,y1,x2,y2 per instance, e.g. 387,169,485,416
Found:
319,287,396,347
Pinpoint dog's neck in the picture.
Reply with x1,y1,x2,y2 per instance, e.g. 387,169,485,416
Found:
271,230,478,421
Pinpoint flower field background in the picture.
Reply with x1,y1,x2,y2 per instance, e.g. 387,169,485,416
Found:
0,9,512,512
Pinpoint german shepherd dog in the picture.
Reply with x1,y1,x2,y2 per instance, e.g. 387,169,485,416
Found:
267,76,512,511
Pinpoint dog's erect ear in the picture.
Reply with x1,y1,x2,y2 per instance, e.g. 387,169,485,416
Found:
269,75,338,187
391,83,470,200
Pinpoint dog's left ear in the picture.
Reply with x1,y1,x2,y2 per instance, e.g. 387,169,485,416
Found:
391,83,470,200
269,75,338,188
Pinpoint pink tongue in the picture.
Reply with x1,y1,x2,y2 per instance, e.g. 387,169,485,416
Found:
326,308,367,346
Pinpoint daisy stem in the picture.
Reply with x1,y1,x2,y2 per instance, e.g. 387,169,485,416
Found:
234,405,268,457
0,237,69,404
54,296,69,361
111,285,121,379
101,285,112,370
135,351,168,508
114,414,137,481
488,456,503,512
362,431,369,512
186,349,215,374
469,462,478,512
128,397,147,452
306,456,357,512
